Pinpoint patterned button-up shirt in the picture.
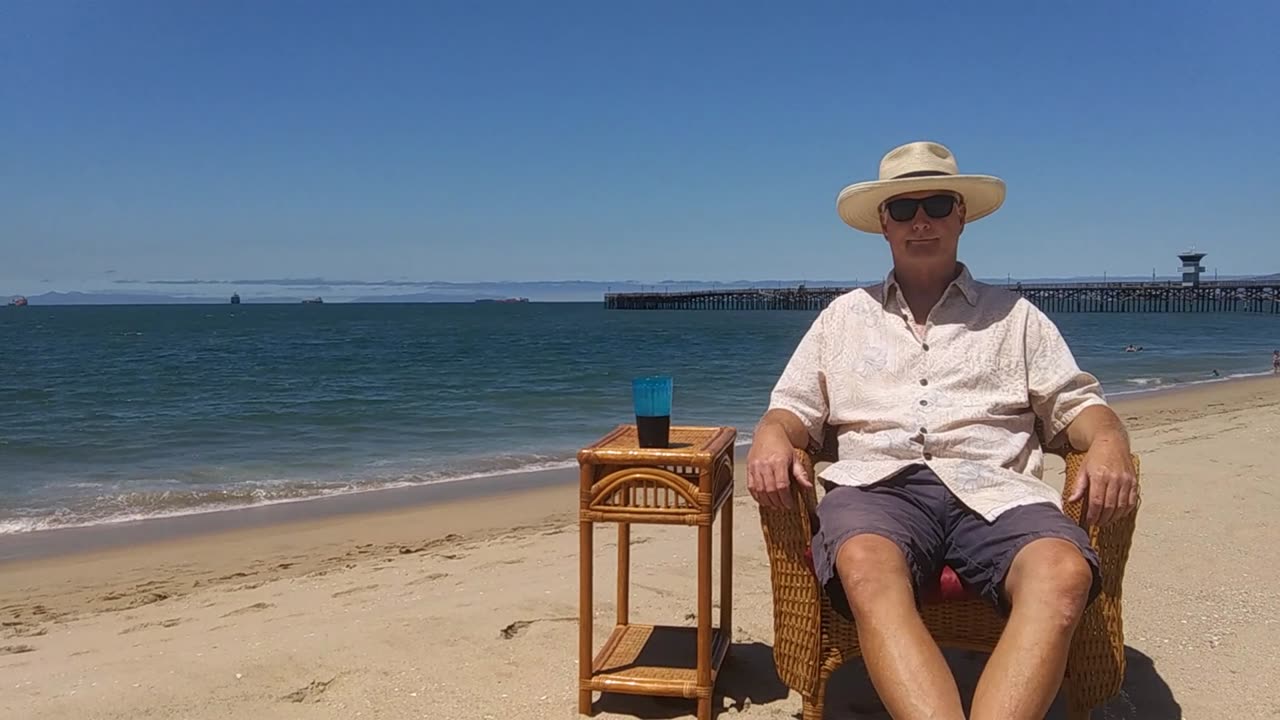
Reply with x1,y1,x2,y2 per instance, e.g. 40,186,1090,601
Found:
767,264,1107,521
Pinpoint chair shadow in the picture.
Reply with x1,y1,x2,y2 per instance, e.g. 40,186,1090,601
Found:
819,645,1181,719
593,641,790,719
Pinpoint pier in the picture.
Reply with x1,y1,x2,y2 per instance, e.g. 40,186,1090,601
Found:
605,251,1279,313
605,280,1280,313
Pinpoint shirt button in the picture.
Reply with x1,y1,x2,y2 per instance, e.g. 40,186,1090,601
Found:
919,378,928,386
919,399,928,406
922,343,930,351
924,452,933,460
919,427,927,434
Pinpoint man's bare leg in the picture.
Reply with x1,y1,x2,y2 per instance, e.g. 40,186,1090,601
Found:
837,534,964,720
969,538,1095,720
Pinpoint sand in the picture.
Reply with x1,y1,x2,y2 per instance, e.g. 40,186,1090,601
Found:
3,376,1279,719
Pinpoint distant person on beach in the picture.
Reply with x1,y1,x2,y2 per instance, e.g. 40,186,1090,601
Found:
1273,350,1279,374
747,141,1137,719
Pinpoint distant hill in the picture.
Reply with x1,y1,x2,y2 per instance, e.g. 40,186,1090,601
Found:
20,292,221,305
8,272,1278,305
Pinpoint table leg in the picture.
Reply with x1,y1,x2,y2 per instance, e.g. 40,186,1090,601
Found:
579,516,593,715
617,522,629,625
697,519,712,720
720,495,732,644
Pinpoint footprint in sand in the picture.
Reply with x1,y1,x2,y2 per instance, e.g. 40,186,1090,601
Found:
0,644,36,655
498,617,576,640
408,572,449,586
120,618,185,635
221,602,274,618
98,591,171,610
281,677,336,703
331,585,379,599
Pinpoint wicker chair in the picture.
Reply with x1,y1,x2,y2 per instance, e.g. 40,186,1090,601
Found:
758,425,1140,720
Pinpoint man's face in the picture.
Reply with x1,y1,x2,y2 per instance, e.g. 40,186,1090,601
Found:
879,190,966,266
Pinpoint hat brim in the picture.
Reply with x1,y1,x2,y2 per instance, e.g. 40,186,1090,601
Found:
836,175,1006,234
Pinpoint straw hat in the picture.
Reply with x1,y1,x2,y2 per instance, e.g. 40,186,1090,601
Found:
836,141,1006,234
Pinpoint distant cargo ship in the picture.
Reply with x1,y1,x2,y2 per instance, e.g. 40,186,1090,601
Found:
8,296,27,307
475,297,529,304
302,297,324,304
230,293,241,304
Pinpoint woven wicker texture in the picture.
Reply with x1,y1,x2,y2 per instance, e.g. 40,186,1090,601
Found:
584,425,736,456
759,429,1140,720
589,624,730,700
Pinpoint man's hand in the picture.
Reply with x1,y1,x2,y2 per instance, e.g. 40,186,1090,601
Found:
1068,432,1139,526
747,424,812,509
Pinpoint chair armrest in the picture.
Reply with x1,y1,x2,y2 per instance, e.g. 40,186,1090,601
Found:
756,448,823,697
1060,449,1141,704
1059,449,1141,571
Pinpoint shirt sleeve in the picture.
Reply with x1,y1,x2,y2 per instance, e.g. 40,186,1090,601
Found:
767,308,831,447
1025,305,1107,445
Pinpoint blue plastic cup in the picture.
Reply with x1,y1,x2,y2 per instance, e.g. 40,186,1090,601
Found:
632,376,673,447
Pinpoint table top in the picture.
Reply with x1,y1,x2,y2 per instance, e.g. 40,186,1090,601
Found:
578,424,737,464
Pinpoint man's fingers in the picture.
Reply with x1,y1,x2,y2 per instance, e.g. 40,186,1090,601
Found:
774,461,796,508
1087,476,1107,527
792,456,812,488
1068,467,1088,503
1100,473,1122,526
761,462,787,509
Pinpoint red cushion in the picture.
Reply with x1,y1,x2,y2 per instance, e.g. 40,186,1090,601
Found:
802,546,975,603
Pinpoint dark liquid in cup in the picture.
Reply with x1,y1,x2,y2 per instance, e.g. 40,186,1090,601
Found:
636,415,671,448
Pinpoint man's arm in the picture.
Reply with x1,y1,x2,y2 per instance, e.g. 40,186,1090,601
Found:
1025,308,1138,526
748,408,815,509
748,309,831,509
755,407,813,452
1063,404,1138,527
1063,403,1128,452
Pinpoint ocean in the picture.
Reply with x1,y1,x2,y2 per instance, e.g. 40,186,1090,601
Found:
2,302,1277,534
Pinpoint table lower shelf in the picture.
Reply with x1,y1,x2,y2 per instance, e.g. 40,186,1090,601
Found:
586,623,730,699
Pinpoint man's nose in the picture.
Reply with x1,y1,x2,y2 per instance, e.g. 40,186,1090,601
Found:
911,208,932,231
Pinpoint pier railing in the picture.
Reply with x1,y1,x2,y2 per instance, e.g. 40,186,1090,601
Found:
604,281,1280,313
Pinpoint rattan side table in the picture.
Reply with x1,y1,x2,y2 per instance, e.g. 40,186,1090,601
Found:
577,424,737,720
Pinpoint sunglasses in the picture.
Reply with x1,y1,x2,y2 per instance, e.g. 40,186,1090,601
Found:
884,194,958,223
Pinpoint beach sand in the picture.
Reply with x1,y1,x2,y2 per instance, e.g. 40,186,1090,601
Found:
3,377,1278,719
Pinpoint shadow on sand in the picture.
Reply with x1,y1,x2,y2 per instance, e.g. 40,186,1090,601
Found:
821,645,1182,719
592,641,789,718
593,643,1179,719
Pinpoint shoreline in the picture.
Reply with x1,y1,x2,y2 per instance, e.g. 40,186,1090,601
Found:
2,374,1276,565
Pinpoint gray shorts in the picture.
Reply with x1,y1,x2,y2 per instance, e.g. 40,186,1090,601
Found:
811,464,1101,618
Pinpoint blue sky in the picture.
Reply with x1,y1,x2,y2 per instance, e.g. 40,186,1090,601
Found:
3,1,1277,298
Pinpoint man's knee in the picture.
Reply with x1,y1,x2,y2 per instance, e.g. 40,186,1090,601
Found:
834,534,915,613
1004,537,1095,627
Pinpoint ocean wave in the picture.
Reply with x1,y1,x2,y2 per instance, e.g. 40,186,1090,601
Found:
1108,369,1273,397
0,432,763,536
0,456,581,535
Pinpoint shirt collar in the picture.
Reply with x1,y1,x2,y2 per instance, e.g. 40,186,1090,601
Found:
882,262,979,308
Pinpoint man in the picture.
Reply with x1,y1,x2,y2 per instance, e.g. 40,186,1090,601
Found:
747,141,1138,720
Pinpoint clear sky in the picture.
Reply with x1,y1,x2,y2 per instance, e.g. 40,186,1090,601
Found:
3,0,1277,297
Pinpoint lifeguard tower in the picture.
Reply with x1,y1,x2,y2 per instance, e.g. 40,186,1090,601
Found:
1178,250,1206,287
